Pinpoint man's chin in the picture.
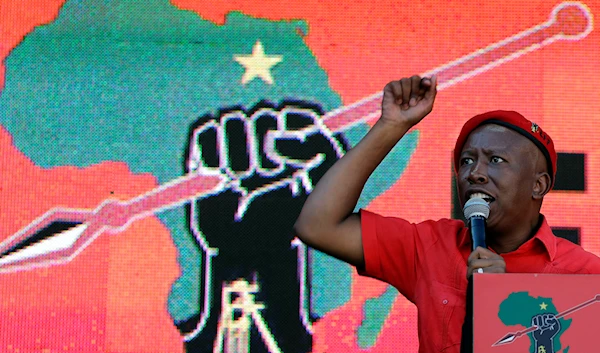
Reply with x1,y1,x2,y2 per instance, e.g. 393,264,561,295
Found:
484,216,502,234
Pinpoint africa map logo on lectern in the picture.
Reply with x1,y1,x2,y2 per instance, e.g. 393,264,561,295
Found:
497,293,571,353
495,293,600,353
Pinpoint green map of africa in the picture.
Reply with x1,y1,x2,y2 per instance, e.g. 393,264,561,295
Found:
499,292,572,353
0,0,417,344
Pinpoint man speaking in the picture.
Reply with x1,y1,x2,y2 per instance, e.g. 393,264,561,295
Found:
294,75,600,352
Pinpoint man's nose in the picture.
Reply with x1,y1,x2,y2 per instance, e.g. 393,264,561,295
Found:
467,160,488,184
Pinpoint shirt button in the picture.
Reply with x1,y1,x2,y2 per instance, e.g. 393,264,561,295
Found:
442,299,448,305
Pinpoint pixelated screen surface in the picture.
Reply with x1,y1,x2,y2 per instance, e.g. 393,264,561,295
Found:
0,0,599,352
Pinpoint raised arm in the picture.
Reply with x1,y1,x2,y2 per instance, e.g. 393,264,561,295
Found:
294,75,438,268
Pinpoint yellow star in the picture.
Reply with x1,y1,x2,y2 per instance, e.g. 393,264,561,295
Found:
234,41,283,85
540,302,548,310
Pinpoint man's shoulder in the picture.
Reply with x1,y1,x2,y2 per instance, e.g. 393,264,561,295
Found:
414,218,468,247
366,211,465,231
555,237,598,257
361,210,467,242
554,237,600,274
417,217,466,232
420,217,465,226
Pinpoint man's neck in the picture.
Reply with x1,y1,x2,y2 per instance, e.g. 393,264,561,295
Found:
487,214,542,254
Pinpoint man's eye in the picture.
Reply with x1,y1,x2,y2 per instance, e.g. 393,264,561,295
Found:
491,156,504,163
460,158,473,166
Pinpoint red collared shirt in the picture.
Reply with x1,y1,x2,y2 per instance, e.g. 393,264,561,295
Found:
358,209,600,353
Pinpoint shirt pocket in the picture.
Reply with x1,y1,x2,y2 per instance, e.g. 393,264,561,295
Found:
429,280,466,351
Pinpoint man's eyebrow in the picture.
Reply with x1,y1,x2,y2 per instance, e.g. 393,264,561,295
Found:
460,146,512,156
459,149,473,156
481,147,511,154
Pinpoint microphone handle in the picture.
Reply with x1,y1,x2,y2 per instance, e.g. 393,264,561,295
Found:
470,215,486,250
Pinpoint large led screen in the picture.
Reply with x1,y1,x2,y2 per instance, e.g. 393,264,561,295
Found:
0,1,598,352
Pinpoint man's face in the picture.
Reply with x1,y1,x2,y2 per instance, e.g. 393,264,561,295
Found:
457,124,542,233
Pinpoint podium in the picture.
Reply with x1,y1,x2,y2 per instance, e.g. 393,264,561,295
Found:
473,273,600,352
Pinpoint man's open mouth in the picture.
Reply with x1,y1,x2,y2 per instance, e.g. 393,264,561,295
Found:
469,192,495,204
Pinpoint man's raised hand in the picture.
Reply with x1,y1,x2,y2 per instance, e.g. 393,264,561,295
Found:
381,75,437,128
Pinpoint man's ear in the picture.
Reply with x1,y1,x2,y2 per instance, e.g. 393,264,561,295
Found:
533,172,552,200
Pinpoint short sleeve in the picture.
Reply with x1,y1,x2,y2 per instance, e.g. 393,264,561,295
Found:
358,209,420,300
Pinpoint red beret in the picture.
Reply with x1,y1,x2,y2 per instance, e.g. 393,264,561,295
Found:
453,110,557,188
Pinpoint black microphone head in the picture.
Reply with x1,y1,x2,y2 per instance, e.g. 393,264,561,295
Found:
463,197,490,220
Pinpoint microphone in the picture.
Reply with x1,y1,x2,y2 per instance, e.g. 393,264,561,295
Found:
463,198,490,250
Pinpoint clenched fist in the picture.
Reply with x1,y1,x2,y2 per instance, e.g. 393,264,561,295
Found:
381,75,437,128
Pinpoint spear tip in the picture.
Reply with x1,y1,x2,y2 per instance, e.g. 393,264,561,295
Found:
492,333,515,347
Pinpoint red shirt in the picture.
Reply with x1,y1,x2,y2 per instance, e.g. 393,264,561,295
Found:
358,209,600,353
